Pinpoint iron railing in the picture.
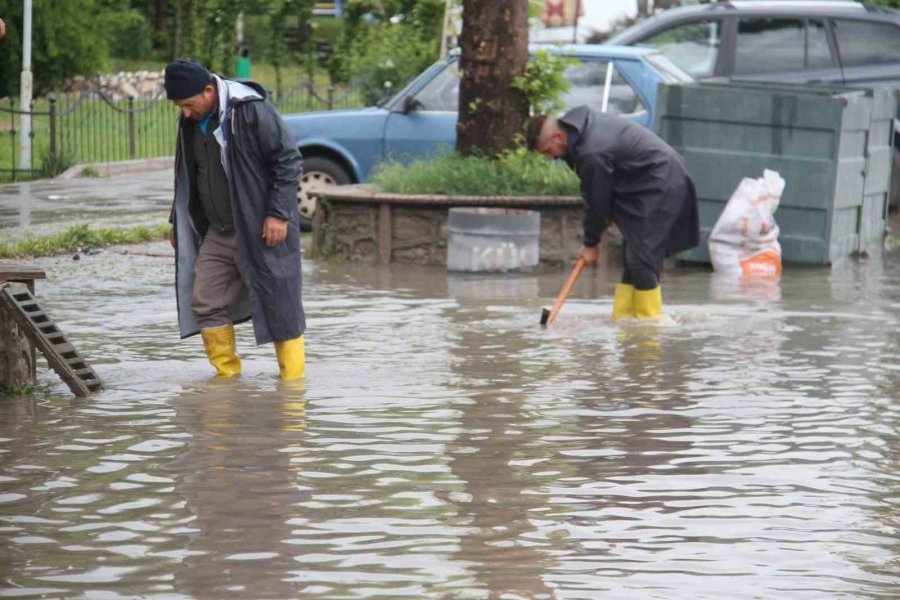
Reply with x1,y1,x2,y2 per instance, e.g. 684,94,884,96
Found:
0,78,368,182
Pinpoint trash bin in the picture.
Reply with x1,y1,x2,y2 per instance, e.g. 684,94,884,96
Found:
657,81,896,265
235,44,251,79
447,208,540,272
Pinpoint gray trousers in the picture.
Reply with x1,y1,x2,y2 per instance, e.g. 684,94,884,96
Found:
192,228,247,330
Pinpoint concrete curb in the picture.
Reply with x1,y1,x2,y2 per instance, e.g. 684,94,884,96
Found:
56,157,174,180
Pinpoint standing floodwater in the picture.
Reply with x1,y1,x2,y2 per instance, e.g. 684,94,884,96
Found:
1,242,898,599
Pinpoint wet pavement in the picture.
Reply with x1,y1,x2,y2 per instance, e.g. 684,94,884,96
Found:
0,170,172,244
0,174,899,598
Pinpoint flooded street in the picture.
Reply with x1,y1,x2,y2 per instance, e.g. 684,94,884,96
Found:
1,243,899,599
0,171,172,244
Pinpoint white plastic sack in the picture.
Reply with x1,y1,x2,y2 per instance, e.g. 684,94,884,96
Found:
709,169,786,277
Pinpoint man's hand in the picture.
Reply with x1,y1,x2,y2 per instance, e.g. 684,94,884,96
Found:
579,244,600,265
262,216,288,247
168,227,176,250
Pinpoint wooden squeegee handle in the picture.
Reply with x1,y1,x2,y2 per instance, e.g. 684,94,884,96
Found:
545,257,586,326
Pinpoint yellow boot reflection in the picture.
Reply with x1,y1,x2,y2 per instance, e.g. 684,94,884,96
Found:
200,324,241,377
279,378,306,433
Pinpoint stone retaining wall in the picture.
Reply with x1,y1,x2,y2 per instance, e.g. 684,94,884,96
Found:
313,185,608,267
66,70,165,100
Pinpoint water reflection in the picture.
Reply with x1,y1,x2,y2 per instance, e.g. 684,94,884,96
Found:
167,381,308,598
445,290,555,599
0,244,898,598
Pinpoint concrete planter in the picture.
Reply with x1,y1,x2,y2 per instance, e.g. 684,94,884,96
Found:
312,184,604,266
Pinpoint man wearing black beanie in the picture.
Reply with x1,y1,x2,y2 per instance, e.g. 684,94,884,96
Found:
164,59,306,380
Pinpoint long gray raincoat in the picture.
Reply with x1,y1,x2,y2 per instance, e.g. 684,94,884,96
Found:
171,76,304,345
561,106,699,270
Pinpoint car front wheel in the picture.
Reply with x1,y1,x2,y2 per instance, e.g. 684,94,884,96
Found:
298,156,352,230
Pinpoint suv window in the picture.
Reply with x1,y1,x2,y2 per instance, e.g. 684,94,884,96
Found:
735,18,806,75
639,19,721,78
833,20,900,66
806,20,833,70
560,61,646,115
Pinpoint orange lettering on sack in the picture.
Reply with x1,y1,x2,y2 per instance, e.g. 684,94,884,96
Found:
739,249,782,278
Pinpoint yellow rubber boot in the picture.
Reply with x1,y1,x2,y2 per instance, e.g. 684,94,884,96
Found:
633,286,663,319
274,336,305,381
612,283,635,320
200,324,241,377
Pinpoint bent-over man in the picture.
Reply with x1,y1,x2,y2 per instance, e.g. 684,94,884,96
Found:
527,106,699,319
164,60,305,379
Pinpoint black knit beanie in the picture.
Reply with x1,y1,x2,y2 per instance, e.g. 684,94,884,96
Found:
164,60,211,100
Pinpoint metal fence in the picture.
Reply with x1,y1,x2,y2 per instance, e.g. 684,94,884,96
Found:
0,78,368,182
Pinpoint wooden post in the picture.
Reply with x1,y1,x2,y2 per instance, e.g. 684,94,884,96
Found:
378,202,392,264
559,212,569,262
311,197,326,253
0,265,45,389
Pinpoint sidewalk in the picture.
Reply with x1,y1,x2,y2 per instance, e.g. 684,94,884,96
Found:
0,168,173,245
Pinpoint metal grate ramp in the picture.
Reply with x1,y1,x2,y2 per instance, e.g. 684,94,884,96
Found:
1,283,103,397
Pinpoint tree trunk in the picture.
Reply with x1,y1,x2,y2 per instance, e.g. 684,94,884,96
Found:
155,0,168,33
456,0,529,158
171,0,182,59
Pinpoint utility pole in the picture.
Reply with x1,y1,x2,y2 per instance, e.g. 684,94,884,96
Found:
20,0,34,171
441,0,454,57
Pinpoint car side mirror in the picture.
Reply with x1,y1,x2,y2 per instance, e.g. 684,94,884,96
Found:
402,95,423,114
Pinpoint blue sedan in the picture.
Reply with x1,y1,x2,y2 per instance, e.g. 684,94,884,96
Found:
283,45,692,221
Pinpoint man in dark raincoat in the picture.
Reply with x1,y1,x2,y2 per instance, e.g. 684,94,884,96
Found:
164,60,305,379
527,106,699,319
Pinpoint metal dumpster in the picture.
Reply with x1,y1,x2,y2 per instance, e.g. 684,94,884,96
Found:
656,82,896,265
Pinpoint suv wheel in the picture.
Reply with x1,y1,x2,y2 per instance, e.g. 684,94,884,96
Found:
298,156,352,230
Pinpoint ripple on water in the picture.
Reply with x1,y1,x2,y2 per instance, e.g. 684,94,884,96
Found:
0,255,898,597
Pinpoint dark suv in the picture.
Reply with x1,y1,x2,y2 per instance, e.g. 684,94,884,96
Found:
608,0,900,87
609,0,900,206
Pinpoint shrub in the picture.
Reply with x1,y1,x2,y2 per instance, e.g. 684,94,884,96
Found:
370,149,580,197
512,48,579,115
103,9,154,60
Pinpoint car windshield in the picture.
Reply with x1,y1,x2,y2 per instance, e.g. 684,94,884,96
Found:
392,54,669,117
377,61,451,108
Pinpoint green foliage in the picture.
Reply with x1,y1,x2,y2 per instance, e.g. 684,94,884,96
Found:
328,0,443,100
262,0,313,97
39,147,78,178
868,0,900,7
0,0,452,96
512,48,579,115
171,0,243,74
331,23,439,104
370,150,580,196
0,0,110,96
0,224,171,259
101,8,154,60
